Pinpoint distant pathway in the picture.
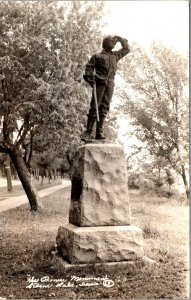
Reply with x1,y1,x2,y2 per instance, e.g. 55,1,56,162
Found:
0,179,71,213
0,177,21,187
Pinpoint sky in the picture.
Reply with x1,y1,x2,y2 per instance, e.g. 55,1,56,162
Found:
101,1,189,55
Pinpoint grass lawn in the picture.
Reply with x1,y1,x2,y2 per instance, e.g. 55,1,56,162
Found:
0,188,189,299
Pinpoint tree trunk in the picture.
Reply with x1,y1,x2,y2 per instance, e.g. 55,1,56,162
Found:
11,164,18,179
9,150,39,211
48,170,52,183
53,168,56,180
36,168,39,181
26,130,34,174
4,155,13,192
181,164,189,200
176,143,189,200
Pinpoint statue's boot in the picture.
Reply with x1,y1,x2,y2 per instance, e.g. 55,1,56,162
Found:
81,116,96,141
96,116,106,139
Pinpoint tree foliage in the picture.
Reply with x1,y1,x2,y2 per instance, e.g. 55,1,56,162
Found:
118,43,189,197
0,0,105,209
0,0,104,150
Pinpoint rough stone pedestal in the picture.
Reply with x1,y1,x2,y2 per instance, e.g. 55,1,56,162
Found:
56,144,144,265
56,223,143,264
69,144,131,226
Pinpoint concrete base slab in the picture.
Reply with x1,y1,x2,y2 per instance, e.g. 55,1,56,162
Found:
52,255,158,271
56,223,144,264
54,255,141,270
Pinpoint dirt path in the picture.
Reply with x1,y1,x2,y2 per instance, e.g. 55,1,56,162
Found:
0,179,71,212
0,177,21,187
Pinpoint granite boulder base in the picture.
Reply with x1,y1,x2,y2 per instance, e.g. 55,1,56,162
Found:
56,144,144,265
56,223,144,264
69,144,131,226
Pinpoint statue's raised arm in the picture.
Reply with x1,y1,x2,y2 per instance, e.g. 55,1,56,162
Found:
113,36,130,61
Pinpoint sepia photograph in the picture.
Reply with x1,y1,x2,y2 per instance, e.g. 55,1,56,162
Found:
0,1,189,299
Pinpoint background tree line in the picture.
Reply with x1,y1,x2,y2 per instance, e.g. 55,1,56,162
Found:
116,43,189,199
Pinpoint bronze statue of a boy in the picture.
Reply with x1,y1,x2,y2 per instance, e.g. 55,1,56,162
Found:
81,35,130,141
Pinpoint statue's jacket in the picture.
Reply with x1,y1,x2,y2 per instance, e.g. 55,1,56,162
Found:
84,38,130,83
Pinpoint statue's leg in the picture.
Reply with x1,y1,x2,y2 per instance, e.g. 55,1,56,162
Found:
95,115,106,139
88,83,106,117
96,81,114,139
81,116,96,141
81,84,105,141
